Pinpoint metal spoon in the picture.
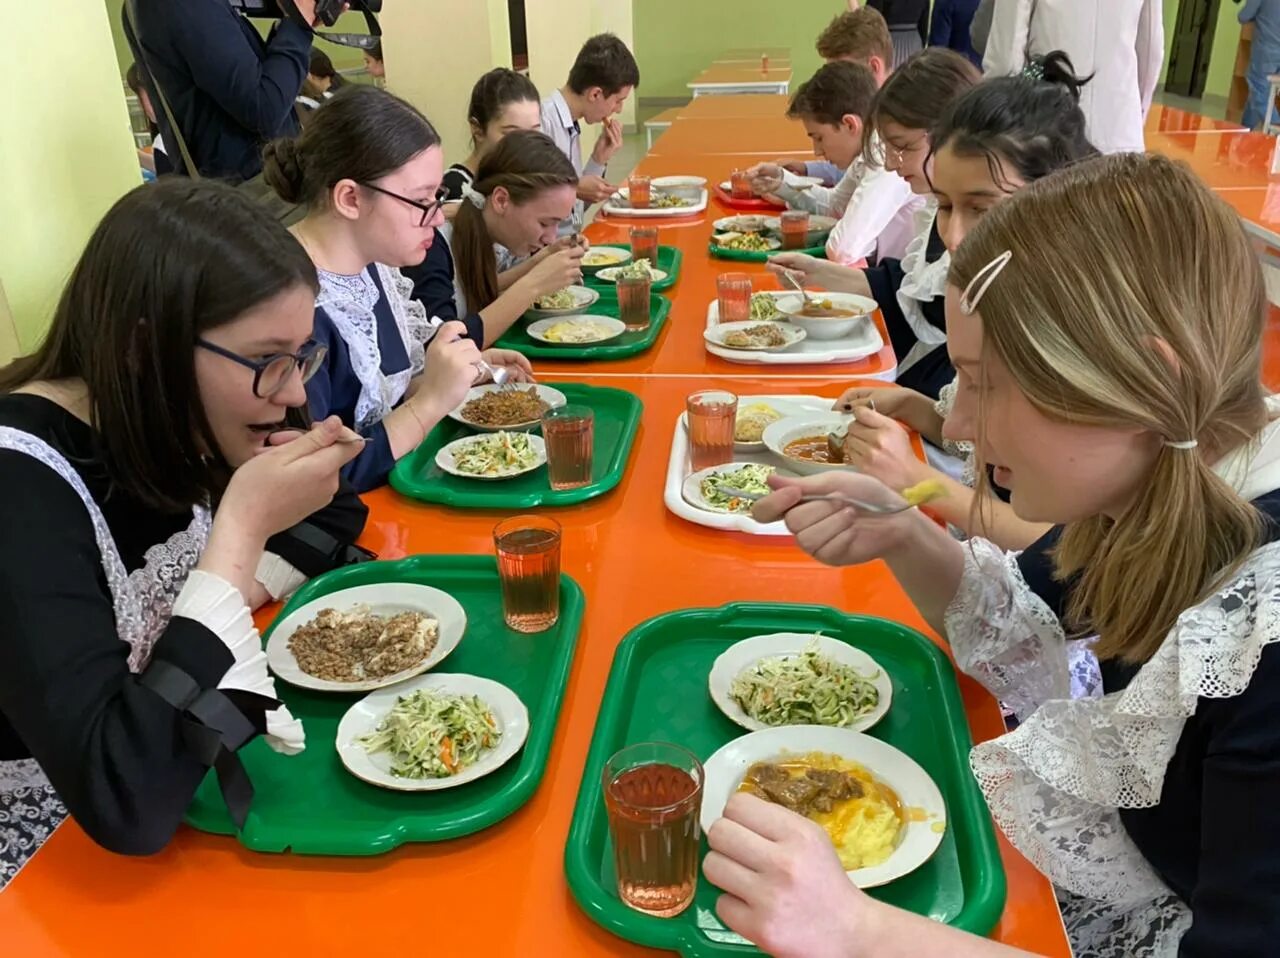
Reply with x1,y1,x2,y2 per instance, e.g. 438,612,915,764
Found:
782,269,824,310
715,484,913,516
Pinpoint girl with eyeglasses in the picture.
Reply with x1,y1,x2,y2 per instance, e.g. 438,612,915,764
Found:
713,152,1280,958
0,178,367,878
770,48,980,400
263,86,535,492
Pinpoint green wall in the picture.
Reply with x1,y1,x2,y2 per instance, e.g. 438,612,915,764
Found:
1206,0,1243,100
633,0,833,100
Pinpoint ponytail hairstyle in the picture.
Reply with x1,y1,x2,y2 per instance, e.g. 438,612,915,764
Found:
452,130,577,311
467,68,540,147
949,153,1270,665
262,86,440,208
930,50,1097,191
863,48,981,165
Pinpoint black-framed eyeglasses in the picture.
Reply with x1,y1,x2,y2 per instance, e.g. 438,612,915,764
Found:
361,183,450,227
196,338,328,399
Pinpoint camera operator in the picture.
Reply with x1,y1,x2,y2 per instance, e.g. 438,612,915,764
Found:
124,0,330,181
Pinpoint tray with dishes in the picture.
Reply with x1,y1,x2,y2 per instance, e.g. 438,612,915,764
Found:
494,288,671,360
664,394,848,536
713,181,785,212
708,214,836,263
184,554,585,854
602,177,708,219
564,602,1006,956
705,290,883,365
583,245,683,293
389,383,643,508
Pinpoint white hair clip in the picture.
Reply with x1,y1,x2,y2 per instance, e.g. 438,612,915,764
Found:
462,185,487,210
1165,439,1198,450
959,250,1013,315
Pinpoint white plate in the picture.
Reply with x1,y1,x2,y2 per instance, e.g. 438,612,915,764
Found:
733,397,809,452
663,395,834,536
435,432,547,480
705,292,886,367
651,175,707,198
336,673,530,791
762,414,856,476
523,285,599,320
681,462,780,515
707,632,892,733
595,265,669,284
266,583,467,693
602,188,708,218
774,291,878,341
700,725,946,888
704,320,806,352
582,246,633,272
448,383,567,433
527,315,627,346
714,215,771,234
711,232,782,254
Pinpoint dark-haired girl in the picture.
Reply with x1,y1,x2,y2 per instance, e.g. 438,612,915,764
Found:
443,68,542,202
833,51,1095,551
771,48,981,400
0,179,367,881
263,85,537,492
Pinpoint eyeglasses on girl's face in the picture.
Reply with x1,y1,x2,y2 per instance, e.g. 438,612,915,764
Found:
361,183,450,227
196,338,327,399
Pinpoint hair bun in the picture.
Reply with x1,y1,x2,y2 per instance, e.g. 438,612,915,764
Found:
261,138,306,204
1033,51,1092,103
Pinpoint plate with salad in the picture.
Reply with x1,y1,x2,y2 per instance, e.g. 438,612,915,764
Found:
682,462,778,515
336,673,530,791
708,633,892,733
594,259,669,284
524,284,599,320
435,431,546,480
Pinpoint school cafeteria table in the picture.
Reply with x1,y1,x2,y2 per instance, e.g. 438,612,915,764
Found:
647,116,811,158
688,64,792,97
1,97,1072,958
719,46,791,60
677,93,791,120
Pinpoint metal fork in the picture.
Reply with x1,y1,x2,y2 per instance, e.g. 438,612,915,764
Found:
426,317,516,392
715,485,913,516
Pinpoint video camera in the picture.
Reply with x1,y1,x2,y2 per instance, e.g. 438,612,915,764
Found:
229,0,382,49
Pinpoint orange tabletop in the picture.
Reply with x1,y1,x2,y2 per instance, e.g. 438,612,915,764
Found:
1147,129,1280,190
1144,103,1248,135
691,65,793,86
0,374,1070,958
1210,185,1280,245
649,116,811,157
677,94,792,120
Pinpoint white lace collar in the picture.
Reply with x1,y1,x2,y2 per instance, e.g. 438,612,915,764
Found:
895,199,949,374
315,263,434,430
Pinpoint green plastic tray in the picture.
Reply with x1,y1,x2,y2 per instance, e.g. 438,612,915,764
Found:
584,245,682,292
565,603,1007,955
708,241,827,263
184,555,584,855
387,383,642,508
495,289,670,360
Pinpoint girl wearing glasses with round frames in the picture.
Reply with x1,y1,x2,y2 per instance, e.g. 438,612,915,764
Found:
264,86,536,492
769,49,979,401
0,178,368,874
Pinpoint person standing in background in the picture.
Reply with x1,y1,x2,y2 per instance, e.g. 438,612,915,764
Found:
929,0,982,67
865,0,931,67
1239,0,1280,130
983,0,1163,154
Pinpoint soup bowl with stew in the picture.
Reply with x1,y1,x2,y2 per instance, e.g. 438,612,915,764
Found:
763,414,858,476
775,291,877,341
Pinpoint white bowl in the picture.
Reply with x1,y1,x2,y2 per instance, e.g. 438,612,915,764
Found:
595,265,668,285
774,291,877,341
762,413,856,475
707,632,892,733
652,175,707,200
700,725,946,888
435,432,547,480
266,583,467,693
448,383,567,433
523,285,599,320
581,246,632,274
762,214,838,246
714,215,771,234
336,673,530,792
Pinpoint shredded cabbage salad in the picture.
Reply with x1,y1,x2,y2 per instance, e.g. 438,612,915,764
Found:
359,689,501,779
535,288,578,310
451,431,540,476
614,258,660,280
700,463,774,513
730,639,880,727
749,293,782,322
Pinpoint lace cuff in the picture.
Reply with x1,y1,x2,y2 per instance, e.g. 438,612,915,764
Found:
944,537,1070,721
254,552,305,602
172,571,305,755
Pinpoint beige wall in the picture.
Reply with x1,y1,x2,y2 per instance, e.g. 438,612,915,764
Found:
1,0,140,352
382,1,512,166
0,282,20,366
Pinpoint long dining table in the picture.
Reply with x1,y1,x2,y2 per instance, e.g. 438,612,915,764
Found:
0,98,1073,957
